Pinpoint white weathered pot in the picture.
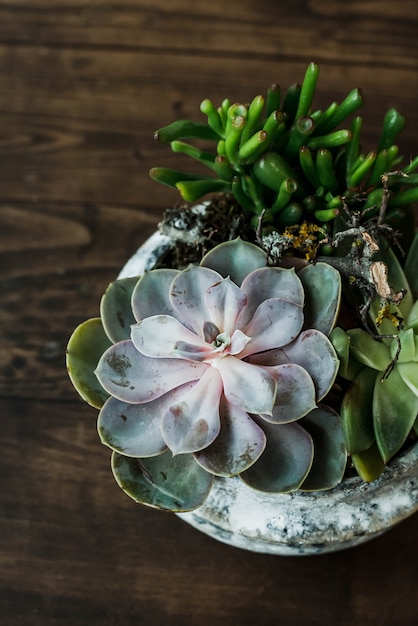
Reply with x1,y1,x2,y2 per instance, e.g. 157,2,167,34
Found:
177,446,418,555
118,214,418,556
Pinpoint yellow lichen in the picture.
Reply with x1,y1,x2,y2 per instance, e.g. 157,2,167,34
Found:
375,303,403,329
282,221,324,260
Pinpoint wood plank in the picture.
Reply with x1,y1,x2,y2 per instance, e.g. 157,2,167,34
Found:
0,201,162,399
0,48,417,205
0,2,417,624
0,1,417,71
1,396,417,626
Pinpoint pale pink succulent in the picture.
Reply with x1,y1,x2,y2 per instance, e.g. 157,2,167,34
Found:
94,239,344,497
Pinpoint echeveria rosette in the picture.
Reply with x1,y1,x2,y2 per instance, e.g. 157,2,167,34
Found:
331,234,418,482
68,239,345,512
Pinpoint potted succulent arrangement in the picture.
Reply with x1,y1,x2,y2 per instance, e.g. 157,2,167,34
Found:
67,63,418,555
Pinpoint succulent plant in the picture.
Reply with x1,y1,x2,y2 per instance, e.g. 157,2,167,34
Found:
331,233,418,481
150,62,418,235
67,238,347,511
67,62,418,514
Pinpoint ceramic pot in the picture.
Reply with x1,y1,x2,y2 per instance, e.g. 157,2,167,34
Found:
118,217,418,556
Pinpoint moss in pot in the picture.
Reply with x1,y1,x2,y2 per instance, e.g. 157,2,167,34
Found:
67,63,418,555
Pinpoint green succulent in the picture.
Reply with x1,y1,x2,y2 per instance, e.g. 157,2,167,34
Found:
331,233,418,481
150,62,418,233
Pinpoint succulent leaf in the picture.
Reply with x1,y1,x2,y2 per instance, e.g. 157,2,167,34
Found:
373,367,418,462
131,269,180,321
98,394,168,457
160,367,223,454
205,276,248,335
404,231,418,301
239,266,304,324
200,238,267,286
391,328,416,363
241,420,314,493
131,314,209,359
377,108,406,152
340,367,376,454
295,62,320,120
66,318,111,409
265,363,317,424
347,328,391,371
95,340,208,403
170,264,223,334
330,327,364,381
170,140,217,170
111,450,213,512
149,167,205,189
251,329,339,401
240,297,304,356
300,405,347,491
405,299,418,331
176,179,230,202
100,277,138,343
194,397,267,476
253,152,298,192
154,119,220,143
215,356,277,416
396,361,418,397
298,262,341,336
351,443,386,483
98,383,199,457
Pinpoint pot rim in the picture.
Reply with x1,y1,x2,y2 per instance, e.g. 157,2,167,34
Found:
176,441,418,554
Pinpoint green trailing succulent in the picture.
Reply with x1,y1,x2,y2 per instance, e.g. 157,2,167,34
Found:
67,63,418,514
150,61,418,234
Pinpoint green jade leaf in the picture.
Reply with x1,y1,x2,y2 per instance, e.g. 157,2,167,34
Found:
154,119,220,143
373,367,418,463
176,179,230,202
330,327,364,381
351,443,386,483
390,328,416,363
149,167,205,189
397,361,418,396
347,328,392,371
340,367,376,454
405,299,418,331
404,231,418,301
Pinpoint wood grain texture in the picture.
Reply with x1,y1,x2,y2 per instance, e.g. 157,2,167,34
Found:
0,2,417,624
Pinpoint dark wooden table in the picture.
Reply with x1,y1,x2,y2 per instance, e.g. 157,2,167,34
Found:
1,2,417,624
